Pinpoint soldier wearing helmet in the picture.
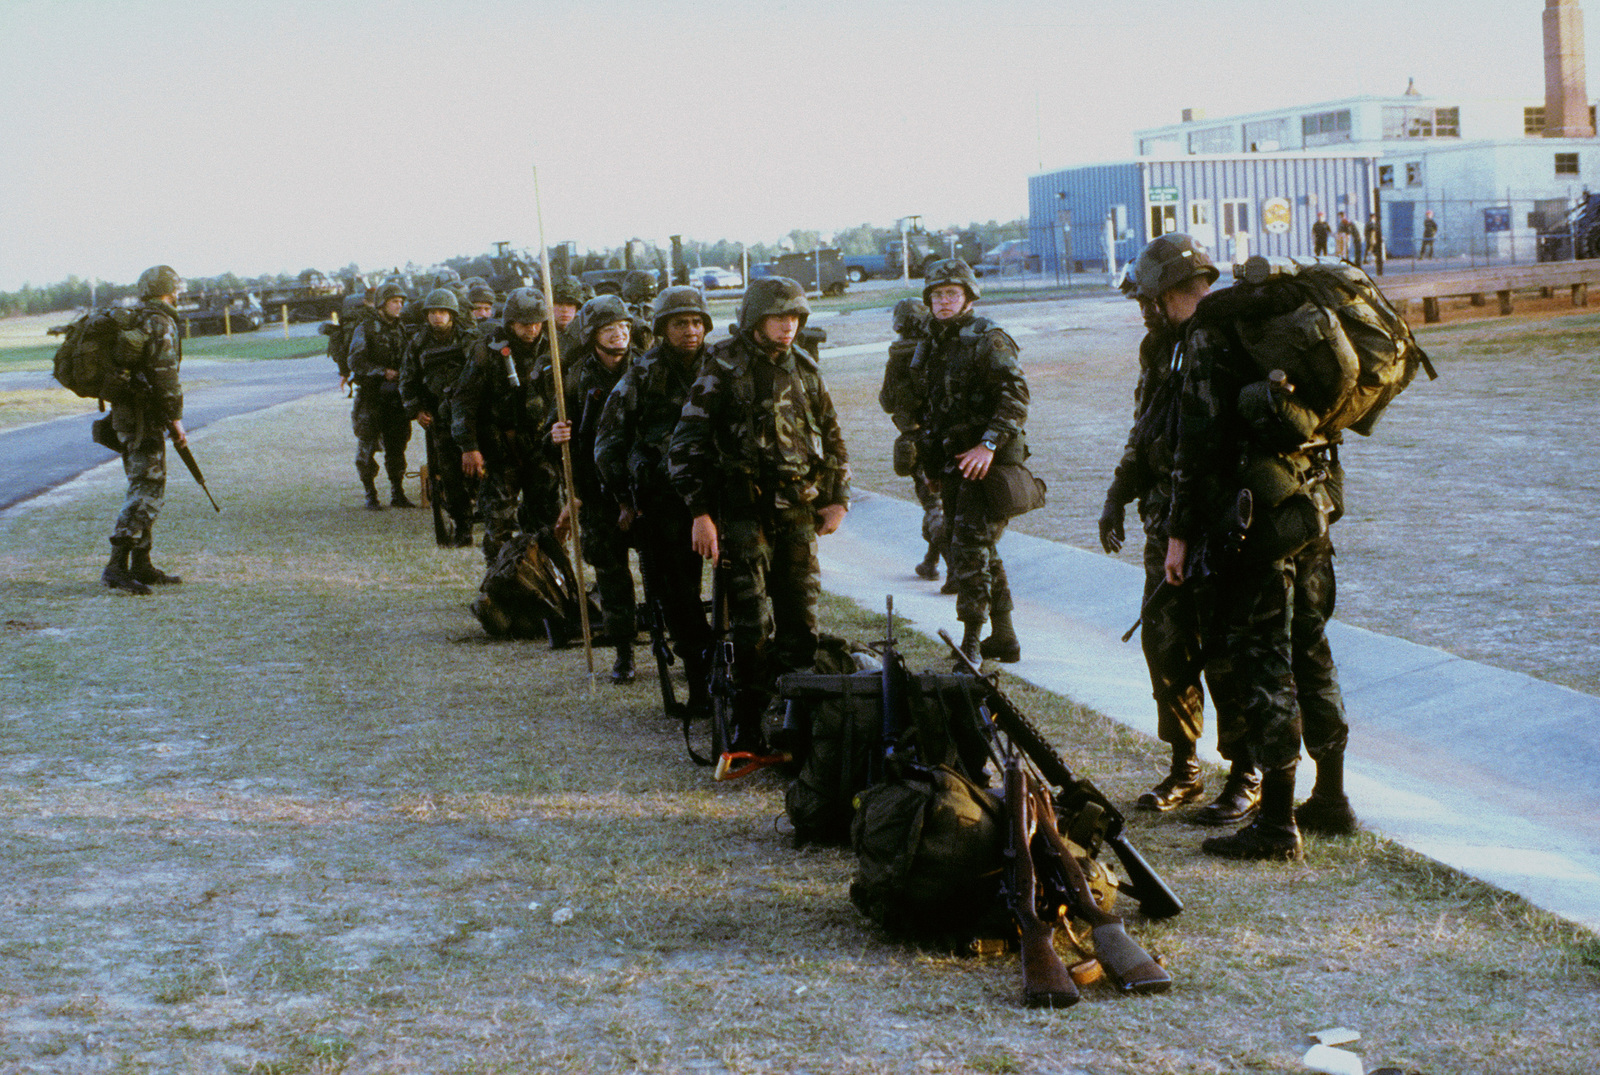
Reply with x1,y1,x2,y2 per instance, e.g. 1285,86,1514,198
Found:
911,258,1029,665
99,265,189,594
620,269,661,351
878,298,949,584
1102,234,1253,821
548,295,643,681
667,277,851,751
1161,237,1354,861
347,281,416,509
466,281,499,327
594,286,718,710
400,288,480,545
548,273,586,356
453,287,563,563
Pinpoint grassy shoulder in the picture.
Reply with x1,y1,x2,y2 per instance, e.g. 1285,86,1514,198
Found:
0,392,1595,1074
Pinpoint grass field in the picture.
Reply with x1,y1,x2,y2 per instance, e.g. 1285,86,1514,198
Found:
0,389,1596,1074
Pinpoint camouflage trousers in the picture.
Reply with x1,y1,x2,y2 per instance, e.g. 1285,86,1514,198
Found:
1209,535,1348,774
941,474,1013,626
580,503,637,641
110,428,166,551
1139,532,1246,760
914,471,947,551
717,504,820,695
476,450,561,558
352,388,411,485
423,407,475,528
636,501,712,672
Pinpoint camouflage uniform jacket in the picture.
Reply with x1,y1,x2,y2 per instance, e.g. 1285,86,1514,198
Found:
114,299,184,438
328,298,374,379
913,310,1028,468
1106,324,1184,533
550,345,633,506
667,334,850,520
452,328,551,458
400,323,476,418
594,342,704,511
347,312,408,394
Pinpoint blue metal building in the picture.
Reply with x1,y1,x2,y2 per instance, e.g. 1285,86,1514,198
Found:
1028,154,1378,275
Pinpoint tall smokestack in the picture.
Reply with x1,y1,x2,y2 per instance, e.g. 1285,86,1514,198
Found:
1545,0,1596,137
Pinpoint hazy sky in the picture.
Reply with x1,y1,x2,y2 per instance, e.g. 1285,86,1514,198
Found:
0,0,1583,290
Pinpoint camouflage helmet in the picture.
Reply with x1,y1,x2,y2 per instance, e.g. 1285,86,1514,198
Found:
374,282,407,307
738,276,809,335
1128,233,1218,302
580,294,631,344
891,297,930,338
550,273,585,307
422,287,460,315
432,267,462,288
921,258,981,306
621,269,658,305
651,286,713,336
467,282,497,307
462,275,490,290
138,264,183,299
501,287,548,326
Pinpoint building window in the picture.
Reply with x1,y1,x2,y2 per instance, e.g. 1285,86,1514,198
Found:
1186,125,1236,154
1242,117,1289,152
1382,105,1459,139
1406,161,1423,186
1556,152,1580,175
1379,164,1396,188
1302,109,1352,147
1526,106,1546,136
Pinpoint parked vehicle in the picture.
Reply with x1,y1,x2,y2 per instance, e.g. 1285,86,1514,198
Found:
766,249,848,296
695,266,743,290
977,239,1040,276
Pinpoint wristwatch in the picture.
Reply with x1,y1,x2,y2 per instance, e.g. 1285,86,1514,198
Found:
981,438,998,452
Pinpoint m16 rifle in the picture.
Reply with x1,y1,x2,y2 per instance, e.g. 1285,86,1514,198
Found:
422,423,450,546
170,432,220,512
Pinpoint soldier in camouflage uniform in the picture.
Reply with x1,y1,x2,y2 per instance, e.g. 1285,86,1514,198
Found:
879,297,950,584
595,286,717,711
466,280,499,328
101,265,188,595
401,288,479,544
1166,259,1356,862
912,259,1029,664
620,269,660,352
347,282,414,509
326,285,374,391
549,295,643,682
454,288,563,562
1102,235,1256,823
550,273,586,358
667,277,850,750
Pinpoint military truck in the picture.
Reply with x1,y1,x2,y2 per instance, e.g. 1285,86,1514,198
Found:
256,270,346,323
764,249,848,296
841,218,985,281
448,242,538,295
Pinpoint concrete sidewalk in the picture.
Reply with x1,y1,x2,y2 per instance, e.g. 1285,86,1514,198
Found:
819,492,1600,933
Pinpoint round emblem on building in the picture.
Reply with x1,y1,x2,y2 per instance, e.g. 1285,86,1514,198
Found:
1262,197,1293,234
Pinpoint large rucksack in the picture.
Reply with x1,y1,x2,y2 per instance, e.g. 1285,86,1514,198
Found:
1223,255,1437,438
472,531,596,646
52,307,147,408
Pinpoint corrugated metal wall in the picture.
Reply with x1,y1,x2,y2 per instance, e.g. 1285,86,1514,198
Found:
1029,156,1377,273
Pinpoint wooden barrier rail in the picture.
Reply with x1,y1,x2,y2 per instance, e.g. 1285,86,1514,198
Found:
1378,260,1600,323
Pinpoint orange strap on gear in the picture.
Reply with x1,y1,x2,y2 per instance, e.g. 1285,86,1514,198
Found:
713,751,791,782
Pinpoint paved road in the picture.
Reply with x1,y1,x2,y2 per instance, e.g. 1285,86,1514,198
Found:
0,356,334,511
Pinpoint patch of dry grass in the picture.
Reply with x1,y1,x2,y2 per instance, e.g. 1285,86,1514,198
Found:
0,392,1596,1074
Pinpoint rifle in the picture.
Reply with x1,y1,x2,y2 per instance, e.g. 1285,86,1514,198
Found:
1002,754,1079,1008
635,513,683,722
422,422,450,546
940,628,1183,920
1032,785,1172,994
872,596,909,784
169,432,220,512
1120,488,1252,644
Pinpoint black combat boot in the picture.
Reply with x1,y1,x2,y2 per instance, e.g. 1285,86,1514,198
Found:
1201,768,1303,861
129,547,182,586
451,518,473,547
914,543,941,579
1137,742,1206,811
1295,753,1359,835
940,563,960,595
101,542,151,595
610,643,636,684
1193,760,1261,826
728,689,768,754
957,620,983,668
390,478,415,508
979,609,1021,663
362,477,383,510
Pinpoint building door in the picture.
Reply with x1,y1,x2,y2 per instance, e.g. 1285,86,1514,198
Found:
1188,200,1217,252
1386,202,1415,258
1220,199,1251,261
1149,204,1178,238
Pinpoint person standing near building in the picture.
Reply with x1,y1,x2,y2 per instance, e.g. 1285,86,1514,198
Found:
668,277,851,751
1312,212,1332,257
1101,236,1259,824
1364,213,1383,267
913,259,1029,664
1420,210,1438,258
1338,212,1363,265
347,282,414,510
100,265,188,594
595,286,718,710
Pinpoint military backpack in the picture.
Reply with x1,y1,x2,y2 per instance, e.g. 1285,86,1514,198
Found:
51,307,148,408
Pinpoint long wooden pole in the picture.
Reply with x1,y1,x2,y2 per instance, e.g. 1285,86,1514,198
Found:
532,166,595,677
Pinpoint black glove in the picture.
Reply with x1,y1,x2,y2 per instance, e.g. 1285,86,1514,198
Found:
1098,498,1126,554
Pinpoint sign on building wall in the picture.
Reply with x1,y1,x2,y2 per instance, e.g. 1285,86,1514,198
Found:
1483,206,1511,233
1148,186,1180,204
1261,197,1293,234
